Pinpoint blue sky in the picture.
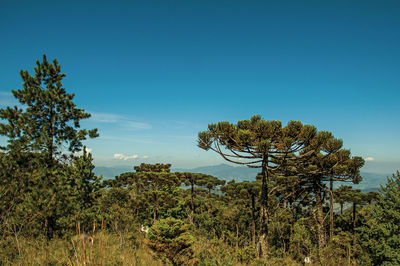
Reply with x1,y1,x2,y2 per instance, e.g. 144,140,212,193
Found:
1,0,399,173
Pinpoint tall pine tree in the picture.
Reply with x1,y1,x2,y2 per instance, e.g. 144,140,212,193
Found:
0,55,99,239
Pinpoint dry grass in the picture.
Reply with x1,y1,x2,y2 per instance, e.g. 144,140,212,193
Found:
0,231,162,266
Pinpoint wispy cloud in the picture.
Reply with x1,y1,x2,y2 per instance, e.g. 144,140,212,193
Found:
125,121,152,129
113,153,150,160
114,153,139,160
90,112,121,123
99,135,155,144
365,157,375,162
90,112,151,130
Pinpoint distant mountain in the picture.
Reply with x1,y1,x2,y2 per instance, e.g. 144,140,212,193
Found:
94,163,391,192
353,172,390,192
172,164,259,182
94,163,258,181
94,165,133,179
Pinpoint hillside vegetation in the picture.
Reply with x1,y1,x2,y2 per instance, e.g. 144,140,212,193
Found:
1,56,399,265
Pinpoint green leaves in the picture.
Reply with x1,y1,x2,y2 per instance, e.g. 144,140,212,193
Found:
358,171,400,265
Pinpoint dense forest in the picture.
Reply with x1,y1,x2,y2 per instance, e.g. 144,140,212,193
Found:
0,56,399,265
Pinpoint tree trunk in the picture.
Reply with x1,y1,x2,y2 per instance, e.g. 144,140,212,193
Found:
289,207,295,250
352,202,357,248
153,191,158,223
47,106,55,165
315,183,326,252
258,157,269,258
190,182,195,213
46,215,55,240
329,178,334,240
236,223,239,249
251,194,256,248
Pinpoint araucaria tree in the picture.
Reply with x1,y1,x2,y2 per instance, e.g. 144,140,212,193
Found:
198,115,320,256
108,163,181,223
221,180,260,247
295,138,364,253
0,55,99,239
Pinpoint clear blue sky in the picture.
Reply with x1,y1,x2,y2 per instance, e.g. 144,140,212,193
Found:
1,0,399,173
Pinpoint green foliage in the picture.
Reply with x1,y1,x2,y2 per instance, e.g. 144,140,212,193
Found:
0,55,100,240
0,54,98,158
358,171,400,265
0,58,395,265
198,115,321,256
146,218,196,265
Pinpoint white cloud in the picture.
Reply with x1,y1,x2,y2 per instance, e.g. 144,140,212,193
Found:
365,157,375,162
114,153,139,160
125,155,139,160
142,155,149,159
114,154,125,159
85,147,92,153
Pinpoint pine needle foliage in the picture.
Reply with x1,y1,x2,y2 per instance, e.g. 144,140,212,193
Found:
145,218,196,265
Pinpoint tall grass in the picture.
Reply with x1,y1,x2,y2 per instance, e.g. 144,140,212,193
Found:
0,231,161,265
1,228,359,265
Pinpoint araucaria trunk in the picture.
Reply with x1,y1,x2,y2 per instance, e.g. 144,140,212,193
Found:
258,158,269,257
315,183,326,250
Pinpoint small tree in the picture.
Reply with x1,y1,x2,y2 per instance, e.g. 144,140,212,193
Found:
68,147,103,232
221,180,260,247
197,174,226,196
334,185,354,215
177,172,214,220
145,218,196,265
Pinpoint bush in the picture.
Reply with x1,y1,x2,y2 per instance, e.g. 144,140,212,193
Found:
145,218,196,265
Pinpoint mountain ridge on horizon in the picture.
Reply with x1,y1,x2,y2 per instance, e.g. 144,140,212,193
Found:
94,163,390,192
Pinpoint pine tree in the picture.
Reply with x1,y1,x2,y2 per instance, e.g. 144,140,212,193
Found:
0,55,98,162
68,147,103,232
0,55,99,239
358,171,400,265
